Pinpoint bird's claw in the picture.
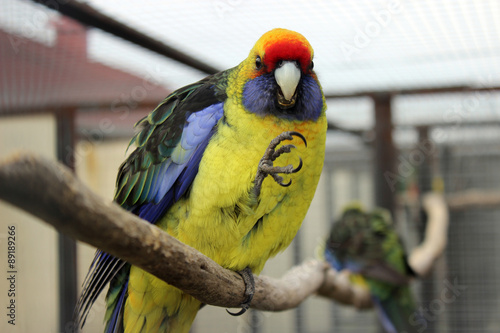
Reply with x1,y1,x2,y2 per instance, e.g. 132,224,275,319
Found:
292,156,303,173
226,267,255,316
254,131,306,198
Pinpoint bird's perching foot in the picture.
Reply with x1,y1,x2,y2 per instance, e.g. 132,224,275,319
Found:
253,131,307,198
227,267,255,316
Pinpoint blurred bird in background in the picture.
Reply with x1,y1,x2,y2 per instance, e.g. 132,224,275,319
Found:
76,28,327,333
325,205,419,333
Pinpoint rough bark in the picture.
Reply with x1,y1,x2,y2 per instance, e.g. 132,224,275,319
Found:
446,189,500,210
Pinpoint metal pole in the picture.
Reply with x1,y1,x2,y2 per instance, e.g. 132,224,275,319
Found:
416,126,438,333
372,93,396,215
293,231,304,333
31,0,219,75
56,109,78,333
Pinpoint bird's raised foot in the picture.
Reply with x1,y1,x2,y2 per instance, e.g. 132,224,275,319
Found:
227,267,255,316
253,131,307,198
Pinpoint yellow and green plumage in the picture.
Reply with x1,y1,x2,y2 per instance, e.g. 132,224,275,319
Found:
324,205,419,333
76,28,327,333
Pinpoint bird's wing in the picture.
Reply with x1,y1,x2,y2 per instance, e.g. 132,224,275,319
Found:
359,260,412,286
117,76,227,216
75,72,228,328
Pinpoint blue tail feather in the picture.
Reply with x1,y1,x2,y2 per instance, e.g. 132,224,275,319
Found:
106,278,129,333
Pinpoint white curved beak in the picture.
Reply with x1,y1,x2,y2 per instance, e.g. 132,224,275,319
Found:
274,61,301,101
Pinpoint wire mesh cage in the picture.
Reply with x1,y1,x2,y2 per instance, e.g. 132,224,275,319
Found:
1,1,500,333
317,92,500,333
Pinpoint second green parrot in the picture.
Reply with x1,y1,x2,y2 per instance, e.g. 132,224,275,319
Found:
325,206,419,333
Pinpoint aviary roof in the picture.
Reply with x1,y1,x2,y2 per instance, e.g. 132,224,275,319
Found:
82,0,500,94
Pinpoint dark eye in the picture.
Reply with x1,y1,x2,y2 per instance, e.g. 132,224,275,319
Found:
255,56,263,70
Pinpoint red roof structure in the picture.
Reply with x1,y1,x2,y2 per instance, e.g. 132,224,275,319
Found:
0,16,169,119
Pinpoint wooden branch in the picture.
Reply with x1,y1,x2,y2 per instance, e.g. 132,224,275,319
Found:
317,268,373,309
0,153,369,311
408,192,449,276
446,189,500,210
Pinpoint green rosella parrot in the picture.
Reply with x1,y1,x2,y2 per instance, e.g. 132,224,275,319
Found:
325,205,419,333
76,28,327,333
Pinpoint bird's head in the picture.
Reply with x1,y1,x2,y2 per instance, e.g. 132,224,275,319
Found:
240,28,324,121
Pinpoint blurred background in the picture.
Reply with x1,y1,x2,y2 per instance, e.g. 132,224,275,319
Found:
1,0,500,332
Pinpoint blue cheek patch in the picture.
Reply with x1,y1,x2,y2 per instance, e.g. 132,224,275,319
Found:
242,74,276,117
297,76,324,120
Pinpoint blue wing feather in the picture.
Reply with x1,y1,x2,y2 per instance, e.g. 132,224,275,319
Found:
372,296,398,333
132,105,222,222
324,247,343,272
